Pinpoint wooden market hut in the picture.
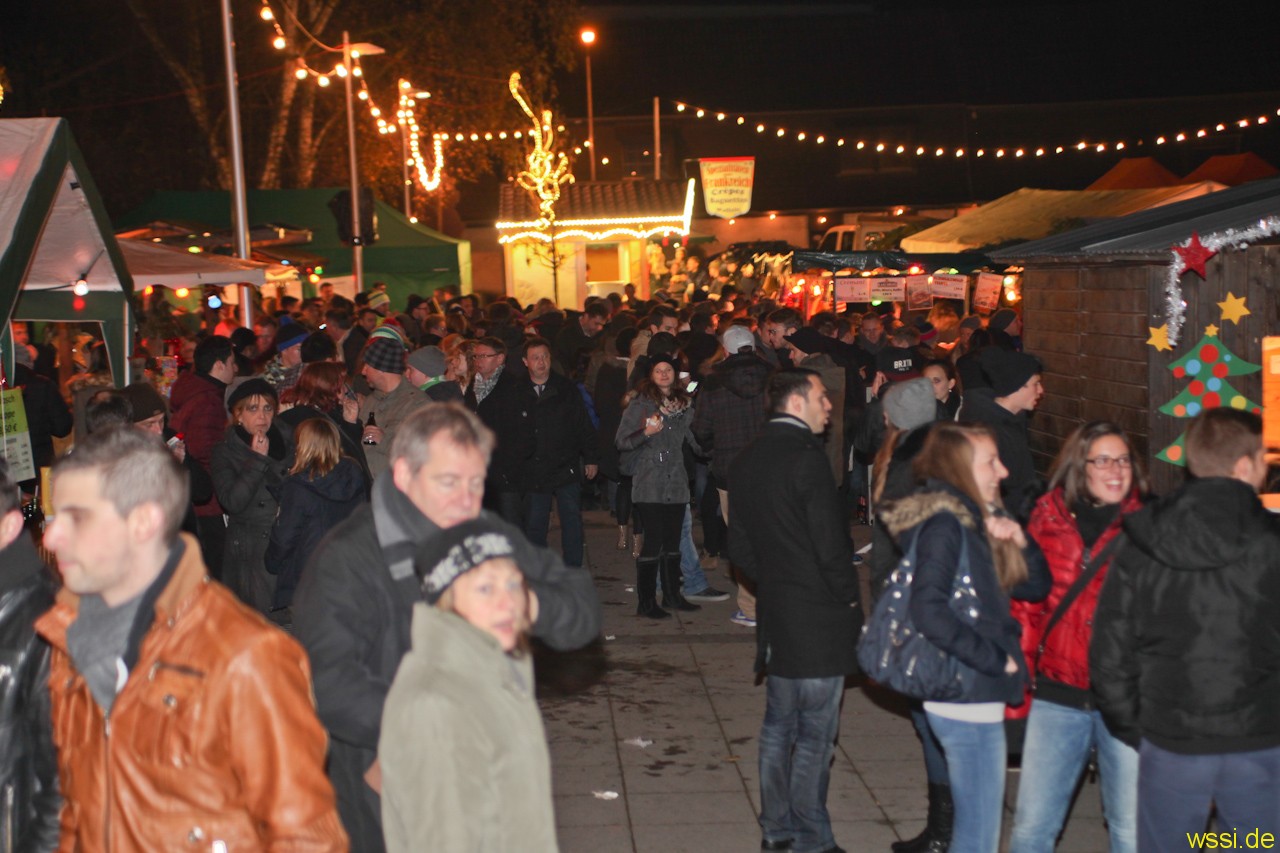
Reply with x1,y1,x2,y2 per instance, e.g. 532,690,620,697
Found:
991,176,1280,495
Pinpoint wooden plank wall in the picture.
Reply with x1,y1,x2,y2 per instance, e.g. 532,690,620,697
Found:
1146,244,1279,495
1020,260,1152,483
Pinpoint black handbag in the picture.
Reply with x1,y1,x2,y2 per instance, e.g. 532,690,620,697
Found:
857,522,980,701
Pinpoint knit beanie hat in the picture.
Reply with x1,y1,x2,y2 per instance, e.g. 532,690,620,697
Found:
368,290,392,313
407,345,446,377
225,377,278,411
229,327,257,354
978,348,1042,397
121,382,167,423
783,326,828,356
648,353,679,375
363,336,407,374
959,315,984,332
882,378,937,431
414,518,519,604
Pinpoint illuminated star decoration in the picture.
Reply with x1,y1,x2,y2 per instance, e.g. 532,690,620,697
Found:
1173,232,1216,278
1147,324,1172,352
1218,292,1250,324
508,71,574,229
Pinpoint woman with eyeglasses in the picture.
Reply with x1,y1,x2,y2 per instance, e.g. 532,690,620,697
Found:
1008,421,1149,853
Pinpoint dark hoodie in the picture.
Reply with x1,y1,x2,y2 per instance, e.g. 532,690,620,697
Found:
1090,477,1280,754
265,457,367,609
691,352,773,487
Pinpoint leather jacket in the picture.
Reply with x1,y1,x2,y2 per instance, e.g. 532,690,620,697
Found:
35,534,348,852
0,535,60,853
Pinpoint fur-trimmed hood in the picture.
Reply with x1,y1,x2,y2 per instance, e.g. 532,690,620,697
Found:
878,487,979,538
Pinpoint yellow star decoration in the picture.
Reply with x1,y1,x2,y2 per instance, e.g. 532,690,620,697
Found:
1147,324,1172,352
1205,324,1220,338
1218,292,1250,324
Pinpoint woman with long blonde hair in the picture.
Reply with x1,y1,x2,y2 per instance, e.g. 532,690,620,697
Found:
879,422,1050,853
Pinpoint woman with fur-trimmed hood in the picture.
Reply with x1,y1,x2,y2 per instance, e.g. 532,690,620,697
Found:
879,422,1049,853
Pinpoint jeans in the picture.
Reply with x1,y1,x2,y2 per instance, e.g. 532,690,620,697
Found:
1009,700,1137,853
677,506,711,593
524,482,584,567
1137,741,1280,853
909,702,949,786
759,675,845,853
926,711,1007,853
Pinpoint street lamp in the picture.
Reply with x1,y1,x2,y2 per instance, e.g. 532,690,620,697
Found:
342,34,383,292
580,27,596,182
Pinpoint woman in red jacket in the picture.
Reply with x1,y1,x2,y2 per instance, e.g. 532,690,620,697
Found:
1008,421,1148,853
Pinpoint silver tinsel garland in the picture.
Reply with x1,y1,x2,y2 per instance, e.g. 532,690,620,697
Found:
1164,216,1280,346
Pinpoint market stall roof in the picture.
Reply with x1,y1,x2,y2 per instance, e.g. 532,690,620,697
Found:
118,189,472,301
1182,153,1278,187
790,249,1003,275
899,183,1226,254
0,117,133,385
1087,157,1182,191
118,239,279,288
496,178,695,243
990,175,1280,260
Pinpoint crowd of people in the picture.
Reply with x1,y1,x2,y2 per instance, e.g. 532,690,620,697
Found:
1,263,1276,852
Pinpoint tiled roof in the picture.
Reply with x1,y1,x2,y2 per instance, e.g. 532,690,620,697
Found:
497,179,688,224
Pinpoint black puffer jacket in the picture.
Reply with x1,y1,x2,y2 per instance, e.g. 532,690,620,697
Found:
1091,477,1280,754
691,352,772,488
265,458,367,610
880,482,1050,705
0,535,60,853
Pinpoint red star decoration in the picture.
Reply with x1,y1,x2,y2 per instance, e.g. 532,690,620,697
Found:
1173,232,1216,278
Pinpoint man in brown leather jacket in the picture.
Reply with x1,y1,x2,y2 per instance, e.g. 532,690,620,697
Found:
36,427,348,852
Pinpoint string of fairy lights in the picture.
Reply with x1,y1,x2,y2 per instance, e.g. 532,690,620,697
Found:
670,100,1280,160
251,1,1280,198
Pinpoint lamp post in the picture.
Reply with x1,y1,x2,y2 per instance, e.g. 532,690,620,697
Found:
580,27,596,182
218,0,252,327
341,34,384,292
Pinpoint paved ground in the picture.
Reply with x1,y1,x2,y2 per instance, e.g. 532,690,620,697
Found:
534,509,1115,853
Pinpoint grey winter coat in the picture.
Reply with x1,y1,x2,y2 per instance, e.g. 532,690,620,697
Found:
380,604,557,853
616,394,701,504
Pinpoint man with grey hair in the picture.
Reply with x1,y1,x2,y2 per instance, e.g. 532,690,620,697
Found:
37,428,347,850
292,403,601,852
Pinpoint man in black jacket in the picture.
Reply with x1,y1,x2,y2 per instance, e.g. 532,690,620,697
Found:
957,347,1044,520
291,404,601,852
0,459,60,852
729,369,861,853
1091,408,1280,851
465,337,534,524
520,338,599,567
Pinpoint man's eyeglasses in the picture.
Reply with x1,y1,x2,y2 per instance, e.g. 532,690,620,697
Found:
1086,456,1132,470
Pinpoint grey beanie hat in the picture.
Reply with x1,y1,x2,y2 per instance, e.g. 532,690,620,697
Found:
407,345,447,377
882,377,937,431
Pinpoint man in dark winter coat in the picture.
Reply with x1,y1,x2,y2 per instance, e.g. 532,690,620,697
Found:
693,325,772,625
0,459,60,852
957,347,1044,520
1091,408,1280,851
729,369,862,853
11,345,72,490
552,301,608,376
520,338,599,567
465,337,535,523
291,404,601,853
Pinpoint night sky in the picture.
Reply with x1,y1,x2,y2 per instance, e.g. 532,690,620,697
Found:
557,0,1280,116
4,0,1280,219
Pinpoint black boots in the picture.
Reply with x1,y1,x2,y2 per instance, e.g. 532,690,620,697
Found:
660,555,700,612
635,559,670,619
891,783,952,853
